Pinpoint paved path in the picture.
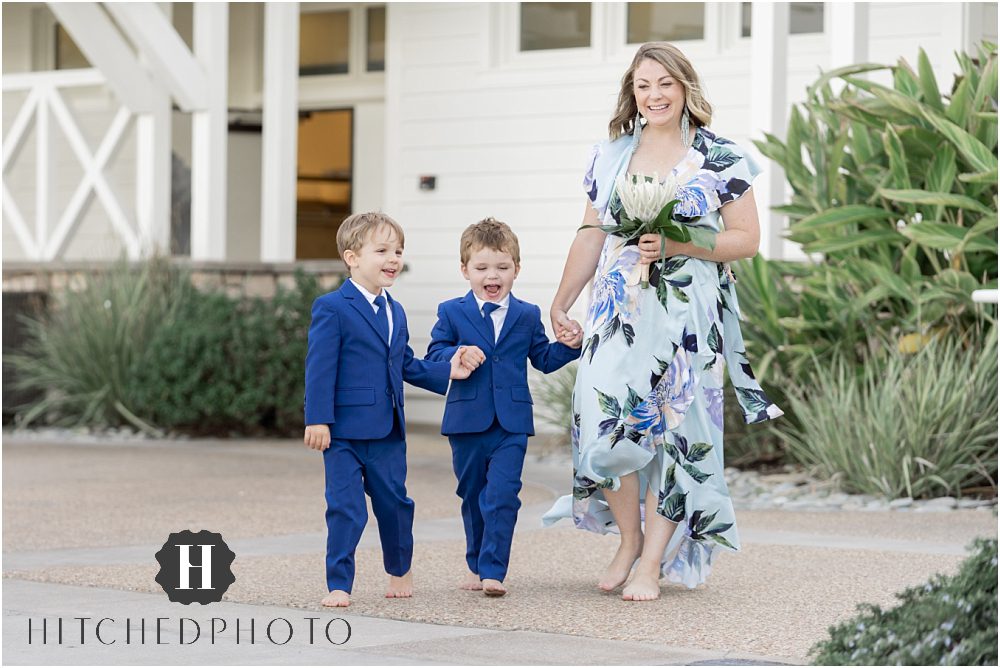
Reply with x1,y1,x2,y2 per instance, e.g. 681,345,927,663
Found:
3,431,995,664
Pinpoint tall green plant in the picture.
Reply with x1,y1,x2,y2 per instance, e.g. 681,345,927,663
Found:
747,43,997,372
778,328,997,499
8,258,183,432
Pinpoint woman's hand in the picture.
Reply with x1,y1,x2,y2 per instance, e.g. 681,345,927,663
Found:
637,233,685,265
551,309,582,345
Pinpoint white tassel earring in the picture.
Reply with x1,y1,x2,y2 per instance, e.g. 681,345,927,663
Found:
680,106,691,148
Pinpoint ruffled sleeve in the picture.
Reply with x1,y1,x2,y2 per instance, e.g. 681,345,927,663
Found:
710,140,762,207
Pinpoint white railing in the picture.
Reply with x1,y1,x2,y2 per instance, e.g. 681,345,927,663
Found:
2,68,143,260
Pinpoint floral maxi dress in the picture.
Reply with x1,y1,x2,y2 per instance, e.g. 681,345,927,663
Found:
542,125,784,588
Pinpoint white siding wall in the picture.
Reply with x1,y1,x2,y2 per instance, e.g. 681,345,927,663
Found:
383,1,977,426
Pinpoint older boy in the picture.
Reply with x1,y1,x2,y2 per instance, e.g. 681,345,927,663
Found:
427,218,582,596
304,212,476,608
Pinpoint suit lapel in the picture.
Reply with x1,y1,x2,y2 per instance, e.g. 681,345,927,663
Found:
341,280,389,349
495,295,523,346
460,291,495,349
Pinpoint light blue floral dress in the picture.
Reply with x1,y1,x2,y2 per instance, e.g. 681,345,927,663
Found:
543,124,783,588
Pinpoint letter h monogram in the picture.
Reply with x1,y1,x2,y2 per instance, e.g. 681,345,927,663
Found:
177,544,214,590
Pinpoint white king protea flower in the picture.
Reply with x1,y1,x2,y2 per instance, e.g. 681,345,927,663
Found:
615,172,679,222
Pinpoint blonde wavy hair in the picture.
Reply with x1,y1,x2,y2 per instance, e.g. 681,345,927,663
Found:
608,42,713,140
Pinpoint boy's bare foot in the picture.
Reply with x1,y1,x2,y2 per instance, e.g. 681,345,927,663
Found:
482,578,507,597
622,570,661,601
385,571,413,598
598,540,642,591
321,590,351,607
460,570,483,590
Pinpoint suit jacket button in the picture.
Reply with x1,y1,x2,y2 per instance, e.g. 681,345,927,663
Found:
493,356,500,362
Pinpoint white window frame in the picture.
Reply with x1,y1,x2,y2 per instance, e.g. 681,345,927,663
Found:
737,1,829,42
298,2,386,109
489,2,606,69
618,2,717,54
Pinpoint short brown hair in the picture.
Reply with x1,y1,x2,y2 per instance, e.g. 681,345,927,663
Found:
460,217,520,266
336,211,405,260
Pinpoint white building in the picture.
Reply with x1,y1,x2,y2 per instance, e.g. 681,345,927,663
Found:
3,2,997,425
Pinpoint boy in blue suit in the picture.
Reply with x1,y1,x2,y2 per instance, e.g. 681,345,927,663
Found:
304,212,477,608
427,218,582,596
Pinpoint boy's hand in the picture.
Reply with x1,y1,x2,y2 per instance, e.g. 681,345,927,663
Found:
565,326,584,349
450,346,478,380
459,345,485,370
304,424,331,451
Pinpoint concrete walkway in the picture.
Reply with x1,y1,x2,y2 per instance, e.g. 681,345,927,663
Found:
3,431,996,665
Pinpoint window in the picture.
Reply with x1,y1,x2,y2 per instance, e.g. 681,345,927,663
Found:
366,6,385,72
55,24,89,70
299,10,350,76
296,109,353,260
628,3,704,43
790,2,824,34
740,2,824,37
519,3,591,51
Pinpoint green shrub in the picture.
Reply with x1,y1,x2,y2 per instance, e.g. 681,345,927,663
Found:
128,271,327,435
779,328,998,499
10,261,334,436
811,537,998,665
734,43,998,467
7,258,183,432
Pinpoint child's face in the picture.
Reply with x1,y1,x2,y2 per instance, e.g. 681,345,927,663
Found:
344,225,403,294
461,246,519,303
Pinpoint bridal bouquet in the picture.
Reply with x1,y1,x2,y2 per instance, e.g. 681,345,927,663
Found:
583,173,716,288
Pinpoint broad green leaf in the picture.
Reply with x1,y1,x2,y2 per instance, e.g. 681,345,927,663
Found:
878,188,993,215
917,48,944,111
687,226,717,250
919,108,998,173
900,221,967,251
893,58,921,98
681,462,711,484
792,205,894,233
883,124,911,190
807,62,888,98
803,229,904,254
946,76,973,125
958,169,999,183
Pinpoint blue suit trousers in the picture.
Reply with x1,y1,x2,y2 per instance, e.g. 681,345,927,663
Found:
322,416,413,593
448,419,527,582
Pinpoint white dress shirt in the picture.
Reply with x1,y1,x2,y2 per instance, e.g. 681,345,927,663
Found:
350,279,394,342
473,293,510,343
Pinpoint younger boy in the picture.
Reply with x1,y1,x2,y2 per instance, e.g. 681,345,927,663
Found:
427,218,583,596
304,212,476,608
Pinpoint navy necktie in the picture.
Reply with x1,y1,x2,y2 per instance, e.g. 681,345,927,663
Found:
483,302,501,342
373,295,390,344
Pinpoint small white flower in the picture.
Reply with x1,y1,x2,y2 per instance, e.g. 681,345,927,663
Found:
896,219,907,231
913,212,923,223
615,173,678,222
103,300,112,310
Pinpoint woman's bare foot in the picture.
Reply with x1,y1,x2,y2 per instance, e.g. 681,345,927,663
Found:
598,538,643,591
321,590,351,607
385,571,413,598
622,568,661,601
460,570,483,590
482,578,507,597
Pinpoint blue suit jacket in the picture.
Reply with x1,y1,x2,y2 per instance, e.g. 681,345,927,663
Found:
427,291,580,436
304,280,450,440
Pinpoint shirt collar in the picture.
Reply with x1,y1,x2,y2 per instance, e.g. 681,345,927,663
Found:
474,293,510,313
350,278,385,305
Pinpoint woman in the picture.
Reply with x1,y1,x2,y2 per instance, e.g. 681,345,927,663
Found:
545,42,783,601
